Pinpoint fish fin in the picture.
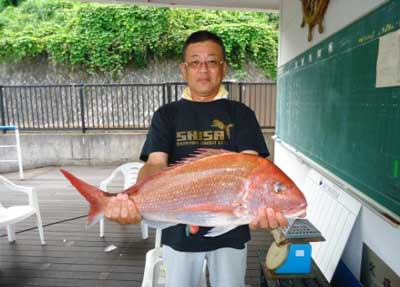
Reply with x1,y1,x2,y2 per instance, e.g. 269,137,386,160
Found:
167,148,234,169
203,225,238,237
142,148,235,179
60,168,109,225
123,181,143,195
192,148,233,156
86,213,104,228
185,225,200,236
189,225,199,234
142,219,176,230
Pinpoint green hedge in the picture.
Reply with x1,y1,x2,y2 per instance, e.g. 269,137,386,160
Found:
0,0,278,78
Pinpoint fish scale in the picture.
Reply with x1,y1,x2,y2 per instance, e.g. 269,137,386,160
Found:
135,172,247,212
132,169,245,208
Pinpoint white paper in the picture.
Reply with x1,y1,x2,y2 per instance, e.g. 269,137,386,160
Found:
104,245,118,252
302,169,361,282
376,30,400,88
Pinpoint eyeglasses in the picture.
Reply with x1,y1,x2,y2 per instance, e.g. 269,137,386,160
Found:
184,60,224,70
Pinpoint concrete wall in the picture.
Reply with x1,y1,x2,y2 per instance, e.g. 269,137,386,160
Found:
0,132,147,172
278,0,399,280
0,56,271,85
0,130,275,173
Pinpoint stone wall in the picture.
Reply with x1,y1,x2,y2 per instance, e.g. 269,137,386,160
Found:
0,56,272,85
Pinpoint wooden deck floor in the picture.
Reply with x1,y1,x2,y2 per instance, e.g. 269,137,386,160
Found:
0,166,273,287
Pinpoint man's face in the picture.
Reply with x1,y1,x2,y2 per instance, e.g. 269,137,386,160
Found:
180,40,227,102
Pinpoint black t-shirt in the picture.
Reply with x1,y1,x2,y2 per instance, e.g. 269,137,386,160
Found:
140,98,269,252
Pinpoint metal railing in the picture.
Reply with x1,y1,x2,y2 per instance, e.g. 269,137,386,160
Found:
0,82,276,132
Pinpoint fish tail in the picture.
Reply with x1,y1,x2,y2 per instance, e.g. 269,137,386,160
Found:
60,168,107,225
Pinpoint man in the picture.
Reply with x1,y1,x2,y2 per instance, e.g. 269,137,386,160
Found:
106,31,288,287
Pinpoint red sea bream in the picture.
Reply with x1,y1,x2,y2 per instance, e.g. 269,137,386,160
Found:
61,149,307,236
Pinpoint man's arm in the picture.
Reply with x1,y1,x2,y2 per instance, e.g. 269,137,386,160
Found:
104,152,168,224
137,152,168,182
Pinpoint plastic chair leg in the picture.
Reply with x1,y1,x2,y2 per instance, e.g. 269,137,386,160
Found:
141,222,149,239
36,212,46,245
155,228,162,248
153,259,165,286
141,247,207,287
142,247,163,287
15,128,24,180
99,218,104,237
7,224,16,242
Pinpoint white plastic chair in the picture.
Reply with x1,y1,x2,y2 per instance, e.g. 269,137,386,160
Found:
0,125,24,180
142,242,207,287
141,201,206,286
0,175,45,244
98,162,148,238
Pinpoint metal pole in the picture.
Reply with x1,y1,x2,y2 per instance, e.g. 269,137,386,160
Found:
239,83,243,103
14,127,24,180
0,86,6,134
79,84,86,133
226,81,231,99
167,83,172,104
162,83,166,105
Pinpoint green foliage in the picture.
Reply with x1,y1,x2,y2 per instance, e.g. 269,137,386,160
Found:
207,23,277,78
168,8,278,78
0,0,279,79
46,5,171,74
0,0,24,12
21,0,73,21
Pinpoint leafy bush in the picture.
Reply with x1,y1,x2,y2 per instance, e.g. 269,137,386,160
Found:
0,0,279,78
20,0,73,21
0,0,24,12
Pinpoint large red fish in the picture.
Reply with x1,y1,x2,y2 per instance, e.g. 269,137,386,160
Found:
61,149,307,236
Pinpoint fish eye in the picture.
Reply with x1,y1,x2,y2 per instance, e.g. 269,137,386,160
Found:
273,182,286,193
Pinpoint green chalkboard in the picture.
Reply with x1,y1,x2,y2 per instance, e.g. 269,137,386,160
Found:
277,1,400,219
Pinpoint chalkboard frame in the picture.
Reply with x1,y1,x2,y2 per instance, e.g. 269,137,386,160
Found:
277,1,400,219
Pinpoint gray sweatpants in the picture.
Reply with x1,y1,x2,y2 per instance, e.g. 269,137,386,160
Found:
163,245,247,287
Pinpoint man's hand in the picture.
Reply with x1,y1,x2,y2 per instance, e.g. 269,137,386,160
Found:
249,207,289,230
104,193,141,224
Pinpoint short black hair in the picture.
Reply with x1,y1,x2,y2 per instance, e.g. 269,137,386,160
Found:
182,30,226,61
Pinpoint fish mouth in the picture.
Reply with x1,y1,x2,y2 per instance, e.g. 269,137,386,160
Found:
285,208,307,218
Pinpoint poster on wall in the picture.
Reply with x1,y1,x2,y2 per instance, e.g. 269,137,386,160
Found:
361,244,400,287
